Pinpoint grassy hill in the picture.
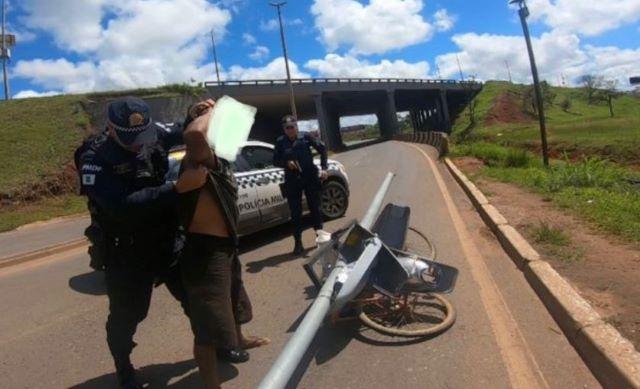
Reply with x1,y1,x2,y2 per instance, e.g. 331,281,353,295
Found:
453,81,640,164
451,81,640,244
0,84,206,231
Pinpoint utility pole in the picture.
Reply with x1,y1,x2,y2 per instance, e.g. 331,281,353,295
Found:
270,1,297,118
511,0,549,167
505,60,513,83
1,0,10,100
456,54,465,81
436,64,442,79
209,29,221,85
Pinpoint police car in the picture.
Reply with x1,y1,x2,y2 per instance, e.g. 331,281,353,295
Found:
166,141,350,236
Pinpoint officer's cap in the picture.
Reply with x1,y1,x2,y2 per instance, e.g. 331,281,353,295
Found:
107,96,157,146
281,115,298,128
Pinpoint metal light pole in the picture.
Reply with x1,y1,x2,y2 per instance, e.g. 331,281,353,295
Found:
511,0,549,166
209,29,221,85
258,173,395,389
1,0,10,100
270,1,297,118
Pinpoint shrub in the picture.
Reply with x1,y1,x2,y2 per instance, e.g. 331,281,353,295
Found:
504,148,531,168
559,97,572,112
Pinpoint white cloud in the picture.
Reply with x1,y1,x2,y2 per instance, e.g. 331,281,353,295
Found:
290,18,303,26
433,9,456,32
259,17,303,32
219,0,247,13
13,59,99,92
435,30,638,89
15,0,232,93
13,90,61,99
226,57,310,80
305,54,430,78
249,46,270,62
7,24,37,43
527,0,640,36
311,0,434,55
19,0,107,53
260,19,280,32
242,33,257,45
435,31,587,83
582,45,640,87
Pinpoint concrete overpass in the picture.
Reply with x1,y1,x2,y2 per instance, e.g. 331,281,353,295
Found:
205,78,482,150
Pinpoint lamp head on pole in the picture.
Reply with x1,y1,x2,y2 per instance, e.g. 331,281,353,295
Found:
509,0,530,17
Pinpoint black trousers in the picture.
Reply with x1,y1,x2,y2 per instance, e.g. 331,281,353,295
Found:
104,260,187,382
286,177,323,242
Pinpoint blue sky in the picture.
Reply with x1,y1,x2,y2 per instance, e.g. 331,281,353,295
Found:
5,0,640,98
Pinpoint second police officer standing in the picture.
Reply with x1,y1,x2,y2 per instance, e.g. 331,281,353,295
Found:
273,115,329,255
76,97,209,389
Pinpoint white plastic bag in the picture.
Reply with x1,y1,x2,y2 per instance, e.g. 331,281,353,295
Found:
206,95,257,161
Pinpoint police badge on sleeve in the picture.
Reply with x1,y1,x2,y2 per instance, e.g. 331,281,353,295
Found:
81,164,102,186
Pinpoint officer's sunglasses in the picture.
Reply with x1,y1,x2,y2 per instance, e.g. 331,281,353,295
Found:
285,125,296,130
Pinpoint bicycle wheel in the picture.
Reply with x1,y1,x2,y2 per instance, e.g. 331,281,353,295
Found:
358,292,456,337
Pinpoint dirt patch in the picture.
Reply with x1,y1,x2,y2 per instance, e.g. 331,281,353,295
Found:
485,91,532,126
453,156,485,175
455,157,640,350
0,163,79,208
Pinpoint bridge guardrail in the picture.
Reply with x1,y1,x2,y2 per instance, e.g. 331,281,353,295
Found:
205,78,482,88
394,131,450,157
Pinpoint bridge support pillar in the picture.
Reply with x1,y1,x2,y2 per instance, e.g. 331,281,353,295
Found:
314,94,343,151
409,110,419,133
439,90,451,132
378,90,399,139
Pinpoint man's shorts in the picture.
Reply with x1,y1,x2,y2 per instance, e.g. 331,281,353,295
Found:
180,233,242,347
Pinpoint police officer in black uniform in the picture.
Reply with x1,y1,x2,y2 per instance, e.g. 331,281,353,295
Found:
273,115,328,255
77,97,208,389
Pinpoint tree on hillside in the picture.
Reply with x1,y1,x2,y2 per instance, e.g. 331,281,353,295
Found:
522,81,555,116
579,75,604,104
596,80,621,117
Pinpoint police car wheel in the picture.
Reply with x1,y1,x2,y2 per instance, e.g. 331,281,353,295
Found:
321,181,348,219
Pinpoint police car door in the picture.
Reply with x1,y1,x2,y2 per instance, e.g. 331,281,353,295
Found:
233,154,262,235
240,145,290,225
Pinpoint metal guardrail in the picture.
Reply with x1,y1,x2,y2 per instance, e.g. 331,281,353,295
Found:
204,78,482,87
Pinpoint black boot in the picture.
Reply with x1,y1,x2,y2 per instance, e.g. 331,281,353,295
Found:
217,347,250,363
292,239,304,256
115,358,142,389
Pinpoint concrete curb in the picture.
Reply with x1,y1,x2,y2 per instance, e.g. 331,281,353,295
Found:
0,238,87,269
444,157,640,389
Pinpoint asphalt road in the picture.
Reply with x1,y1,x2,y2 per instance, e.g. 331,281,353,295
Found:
0,142,600,389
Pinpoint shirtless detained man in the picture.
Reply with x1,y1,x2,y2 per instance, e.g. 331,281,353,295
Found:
176,100,269,388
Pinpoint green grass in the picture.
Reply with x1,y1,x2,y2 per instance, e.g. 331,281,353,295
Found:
454,81,640,164
453,142,640,243
0,95,90,196
529,222,583,262
531,222,571,246
0,82,211,231
0,194,86,232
